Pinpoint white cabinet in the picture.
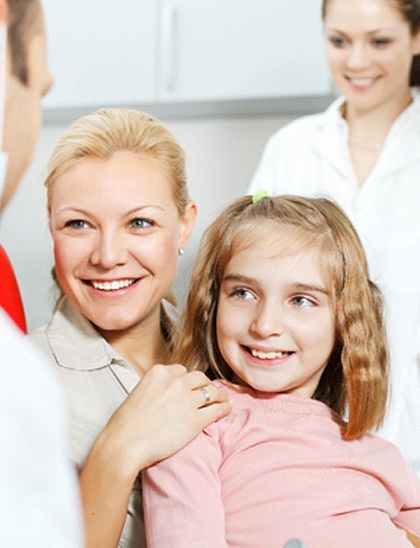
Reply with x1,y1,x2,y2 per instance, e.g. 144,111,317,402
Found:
158,0,330,102
42,1,330,111
42,0,157,109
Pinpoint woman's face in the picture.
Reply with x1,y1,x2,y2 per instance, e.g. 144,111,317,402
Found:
324,0,420,114
49,151,195,333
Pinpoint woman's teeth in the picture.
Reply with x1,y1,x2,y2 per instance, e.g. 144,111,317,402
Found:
91,279,135,291
348,77,375,87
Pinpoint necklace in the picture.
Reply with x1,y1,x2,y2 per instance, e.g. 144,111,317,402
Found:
348,137,382,153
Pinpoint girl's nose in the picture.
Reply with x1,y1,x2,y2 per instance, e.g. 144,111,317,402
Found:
250,302,285,339
89,232,129,268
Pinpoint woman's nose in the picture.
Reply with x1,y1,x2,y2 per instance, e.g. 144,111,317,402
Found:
89,231,129,268
346,43,369,70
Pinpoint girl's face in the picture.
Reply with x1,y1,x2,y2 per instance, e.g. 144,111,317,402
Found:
324,0,420,115
216,228,335,397
49,150,195,334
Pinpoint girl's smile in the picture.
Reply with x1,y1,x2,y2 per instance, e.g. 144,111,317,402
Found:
216,227,336,397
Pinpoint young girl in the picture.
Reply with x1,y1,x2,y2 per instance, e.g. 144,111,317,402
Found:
249,0,420,475
143,194,420,547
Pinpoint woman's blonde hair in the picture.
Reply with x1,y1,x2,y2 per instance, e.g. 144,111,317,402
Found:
45,107,189,215
174,195,389,440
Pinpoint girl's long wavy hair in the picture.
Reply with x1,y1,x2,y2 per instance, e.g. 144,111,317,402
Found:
322,0,420,86
174,195,389,440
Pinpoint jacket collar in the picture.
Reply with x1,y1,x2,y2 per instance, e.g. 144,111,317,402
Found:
312,92,420,179
311,96,352,178
45,297,120,371
45,296,179,372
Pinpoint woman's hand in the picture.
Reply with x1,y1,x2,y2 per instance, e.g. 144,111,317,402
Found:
79,364,230,548
101,363,230,471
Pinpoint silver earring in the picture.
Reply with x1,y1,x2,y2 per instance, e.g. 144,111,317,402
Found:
178,247,185,256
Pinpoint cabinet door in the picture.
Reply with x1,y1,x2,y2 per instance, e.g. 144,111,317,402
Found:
42,0,157,109
158,0,330,102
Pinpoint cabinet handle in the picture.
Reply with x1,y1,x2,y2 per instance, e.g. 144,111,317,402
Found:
161,1,177,93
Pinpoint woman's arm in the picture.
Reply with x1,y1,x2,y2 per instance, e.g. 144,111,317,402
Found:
79,364,230,548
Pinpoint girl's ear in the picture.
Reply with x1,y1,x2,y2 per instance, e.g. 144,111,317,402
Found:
178,200,197,249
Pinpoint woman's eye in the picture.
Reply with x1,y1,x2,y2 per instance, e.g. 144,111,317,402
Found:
291,295,315,308
65,219,89,229
372,38,391,47
130,218,154,229
328,36,346,48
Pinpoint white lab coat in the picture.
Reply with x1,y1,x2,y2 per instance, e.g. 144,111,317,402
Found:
249,92,420,474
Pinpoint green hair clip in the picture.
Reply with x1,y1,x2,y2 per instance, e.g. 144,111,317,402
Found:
252,189,269,203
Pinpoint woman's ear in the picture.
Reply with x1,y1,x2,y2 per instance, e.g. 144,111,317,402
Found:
178,200,197,249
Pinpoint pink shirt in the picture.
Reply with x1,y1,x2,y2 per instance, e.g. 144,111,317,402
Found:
143,381,420,547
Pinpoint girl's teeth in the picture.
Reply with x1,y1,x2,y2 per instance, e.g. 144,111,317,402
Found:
251,349,289,359
91,279,134,291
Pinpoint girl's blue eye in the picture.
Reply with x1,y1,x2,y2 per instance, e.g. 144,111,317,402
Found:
232,288,254,300
65,219,89,229
291,296,315,308
130,218,154,229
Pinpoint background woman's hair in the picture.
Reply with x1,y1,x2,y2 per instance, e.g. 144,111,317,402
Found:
174,194,389,440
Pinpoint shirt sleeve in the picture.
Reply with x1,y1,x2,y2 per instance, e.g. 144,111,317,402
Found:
392,459,420,536
0,311,83,547
142,423,228,548
0,245,27,332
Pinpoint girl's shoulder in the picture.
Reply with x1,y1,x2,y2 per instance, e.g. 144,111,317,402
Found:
211,380,335,421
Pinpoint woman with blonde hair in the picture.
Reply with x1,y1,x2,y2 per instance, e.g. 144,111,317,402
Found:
29,107,230,547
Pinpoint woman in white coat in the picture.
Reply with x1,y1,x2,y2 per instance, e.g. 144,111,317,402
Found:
249,0,420,475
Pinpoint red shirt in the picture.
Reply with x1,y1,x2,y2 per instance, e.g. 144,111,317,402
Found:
0,244,27,332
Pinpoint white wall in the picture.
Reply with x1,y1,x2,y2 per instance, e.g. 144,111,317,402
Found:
0,113,294,332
